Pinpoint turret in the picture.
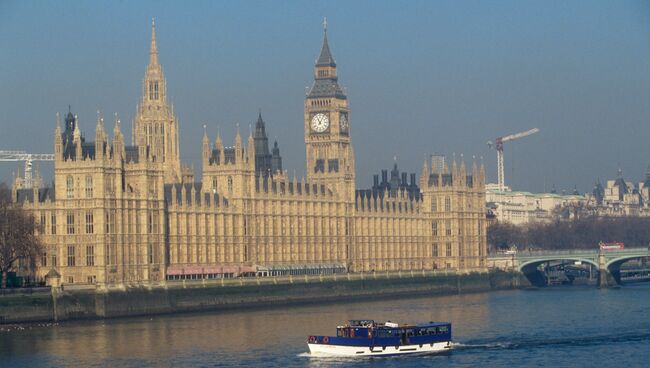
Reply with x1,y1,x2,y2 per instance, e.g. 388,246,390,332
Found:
247,129,255,168
54,112,62,159
420,160,429,188
234,125,242,162
202,125,209,166
216,132,225,164
95,114,107,160
113,115,124,161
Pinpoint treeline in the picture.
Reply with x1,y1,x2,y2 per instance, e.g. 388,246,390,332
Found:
488,217,650,251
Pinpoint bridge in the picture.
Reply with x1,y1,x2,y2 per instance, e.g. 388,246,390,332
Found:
489,248,650,287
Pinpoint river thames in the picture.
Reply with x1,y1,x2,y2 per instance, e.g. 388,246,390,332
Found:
1,283,649,367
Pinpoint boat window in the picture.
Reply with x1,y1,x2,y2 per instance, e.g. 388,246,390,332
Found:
438,326,449,334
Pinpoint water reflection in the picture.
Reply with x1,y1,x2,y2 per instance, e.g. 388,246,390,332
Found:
0,294,488,361
4,285,650,367
0,292,491,364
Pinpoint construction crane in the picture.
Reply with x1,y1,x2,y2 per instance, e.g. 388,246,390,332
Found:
487,128,539,192
0,150,55,189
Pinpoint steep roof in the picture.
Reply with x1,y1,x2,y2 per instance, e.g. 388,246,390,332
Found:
316,31,336,67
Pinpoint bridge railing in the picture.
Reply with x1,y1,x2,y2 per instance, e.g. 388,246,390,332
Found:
490,247,649,258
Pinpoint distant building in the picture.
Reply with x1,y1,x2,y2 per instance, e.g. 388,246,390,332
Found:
485,184,587,225
487,168,650,225
586,169,650,217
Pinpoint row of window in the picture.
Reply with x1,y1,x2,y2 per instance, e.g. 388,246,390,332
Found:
57,211,158,235
432,242,453,257
66,175,94,199
431,220,453,236
431,196,479,212
42,244,158,267
432,221,484,237
61,276,96,284
210,176,234,193
431,196,452,212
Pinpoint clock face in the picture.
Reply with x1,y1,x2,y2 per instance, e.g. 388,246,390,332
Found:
339,112,348,131
311,113,329,133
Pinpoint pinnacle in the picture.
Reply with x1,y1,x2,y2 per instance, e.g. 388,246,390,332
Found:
149,17,159,66
316,27,336,67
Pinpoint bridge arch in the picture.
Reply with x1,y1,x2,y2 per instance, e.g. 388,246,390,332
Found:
606,256,647,270
518,258,598,273
606,255,649,285
518,258,599,287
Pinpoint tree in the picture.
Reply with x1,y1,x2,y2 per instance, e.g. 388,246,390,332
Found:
488,216,650,251
0,183,44,288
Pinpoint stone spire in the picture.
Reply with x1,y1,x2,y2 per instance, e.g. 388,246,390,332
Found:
95,112,107,159
149,17,158,67
420,159,429,188
202,124,209,164
316,18,336,67
54,112,62,159
113,113,125,160
235,124,242,149
247,126,255,166
215,128,223,149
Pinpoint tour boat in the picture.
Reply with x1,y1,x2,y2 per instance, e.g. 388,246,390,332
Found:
307,320,452,357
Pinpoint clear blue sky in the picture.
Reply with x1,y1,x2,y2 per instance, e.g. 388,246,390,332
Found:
1,0,649,193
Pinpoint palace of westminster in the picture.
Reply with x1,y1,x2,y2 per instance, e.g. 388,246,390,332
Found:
14,21,487,286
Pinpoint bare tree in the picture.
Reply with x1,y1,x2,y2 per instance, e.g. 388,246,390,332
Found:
488,216,650,251
0,183,44,288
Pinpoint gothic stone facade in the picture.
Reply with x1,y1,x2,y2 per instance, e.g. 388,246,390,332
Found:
15,22,487,286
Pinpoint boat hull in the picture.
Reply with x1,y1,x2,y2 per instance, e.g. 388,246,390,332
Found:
308,340,452,357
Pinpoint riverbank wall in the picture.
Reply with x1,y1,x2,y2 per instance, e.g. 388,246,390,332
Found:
0,270,525,324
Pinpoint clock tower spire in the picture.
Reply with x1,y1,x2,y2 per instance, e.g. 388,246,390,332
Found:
304,20,355,199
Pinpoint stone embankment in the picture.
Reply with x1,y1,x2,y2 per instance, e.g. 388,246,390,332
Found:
0,270,527,324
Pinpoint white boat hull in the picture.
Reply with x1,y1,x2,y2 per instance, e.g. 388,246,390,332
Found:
308,340,452,357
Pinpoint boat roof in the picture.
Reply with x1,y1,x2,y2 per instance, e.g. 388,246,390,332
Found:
342,320,450,328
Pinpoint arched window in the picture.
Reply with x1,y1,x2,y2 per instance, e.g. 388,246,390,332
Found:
85,176,93,198
66,175,74,198
444,196,451,212
212,177,218,191
149,81,159,100
227,176,233,193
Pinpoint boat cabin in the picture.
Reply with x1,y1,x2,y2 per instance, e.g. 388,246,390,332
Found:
335,320,451,341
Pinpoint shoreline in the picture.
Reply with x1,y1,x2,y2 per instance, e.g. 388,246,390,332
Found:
0,270,527,325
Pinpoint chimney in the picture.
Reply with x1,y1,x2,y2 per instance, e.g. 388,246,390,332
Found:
410,173,416,187
373,174,379,188
401,172,407,187
381,170,388,184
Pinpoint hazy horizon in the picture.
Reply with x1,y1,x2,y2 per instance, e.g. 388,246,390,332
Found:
1,0,649,194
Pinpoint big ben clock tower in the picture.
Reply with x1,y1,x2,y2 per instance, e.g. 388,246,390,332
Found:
305,20,355,199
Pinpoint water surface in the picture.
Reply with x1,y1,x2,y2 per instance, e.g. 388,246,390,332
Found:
1,284,649,367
